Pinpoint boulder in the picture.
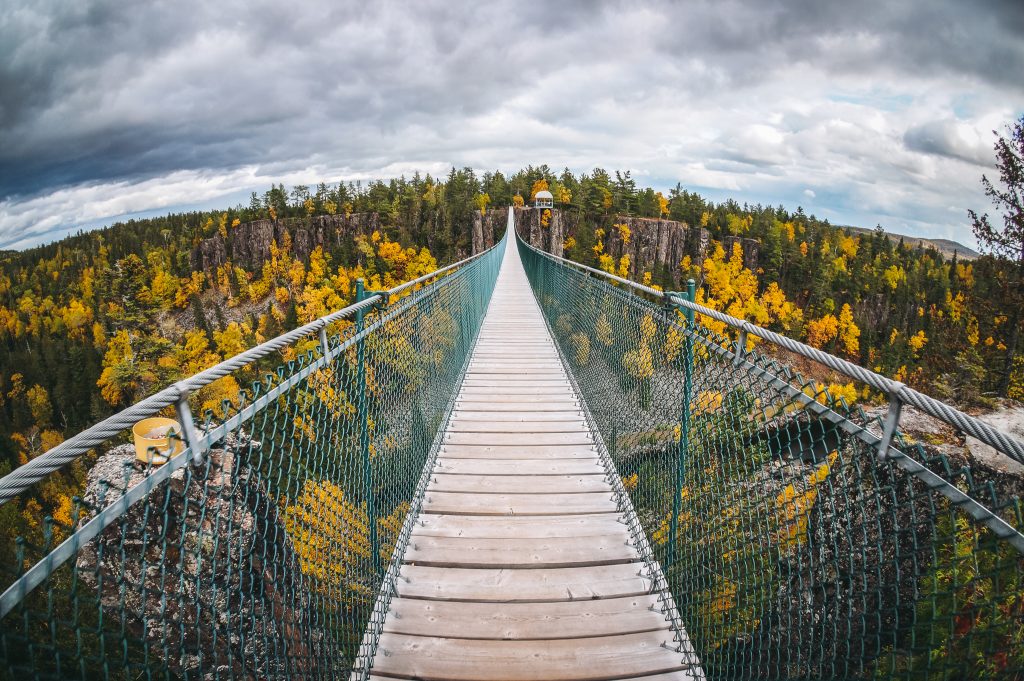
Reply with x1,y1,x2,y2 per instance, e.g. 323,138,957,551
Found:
76,437,338,679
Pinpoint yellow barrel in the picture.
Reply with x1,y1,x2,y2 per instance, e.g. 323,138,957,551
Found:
132,417,185,465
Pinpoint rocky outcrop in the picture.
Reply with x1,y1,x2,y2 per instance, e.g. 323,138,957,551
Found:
471,210,502,254
721,235,760,272
76,439,338,679
514,206,569,257
601,217,698,287
191,213,382,274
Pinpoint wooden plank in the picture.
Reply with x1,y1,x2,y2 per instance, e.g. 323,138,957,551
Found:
422,491,617,516
466,359,558,364
602,674,698,681
432,458,604,476
439,445,596,460
403,535,638,568
412,513,624,539
370,674,695,681
462,375,566,382
382,594,669,640
395,564,653,602
455,396,578,406
458,387,576,397
462,364,558,370
462,372,565,378
371,632,691,681
450,411,583,421
446,421,587,433
427,474,611,494
367,241,703,681
446,432,593,446
469,353,555,359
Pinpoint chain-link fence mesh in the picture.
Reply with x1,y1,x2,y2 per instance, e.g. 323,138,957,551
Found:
0,236,505,680
518,234,1024,681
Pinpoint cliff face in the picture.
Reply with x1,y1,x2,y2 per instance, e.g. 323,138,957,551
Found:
191,213,382,274
512,210,760,289
472,207,569,256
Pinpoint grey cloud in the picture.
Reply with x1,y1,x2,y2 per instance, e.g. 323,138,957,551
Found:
903,120,993,166
646,0,1024,90
0,0,567,199
0,0,1020,249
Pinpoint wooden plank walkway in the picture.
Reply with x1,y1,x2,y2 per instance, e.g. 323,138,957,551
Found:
368,230,698,681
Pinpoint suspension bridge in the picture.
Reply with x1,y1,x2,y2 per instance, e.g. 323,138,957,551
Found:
0,209,1022,680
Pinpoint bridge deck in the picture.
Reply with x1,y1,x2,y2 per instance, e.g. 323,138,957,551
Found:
369,236,695,680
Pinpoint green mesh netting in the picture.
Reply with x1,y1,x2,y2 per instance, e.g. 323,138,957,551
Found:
0,236,505,680
518,234,1024,681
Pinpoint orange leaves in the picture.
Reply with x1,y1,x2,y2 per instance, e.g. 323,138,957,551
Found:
622,343,654,380
908,329,929,354
836,234,859,259
805,305,860,359
570,332,591,366
474,193,490,216
596,313,614,347
529,179,549,200
592,228,605,258
616,255,630,278
836,303,860,357
283,480,408,602
775,452,838,549
656,192,669,217
615,223,631,245
806,314,839,349
60,298,93,339
96,330,137,405
883,264,905,291
174,271,205,309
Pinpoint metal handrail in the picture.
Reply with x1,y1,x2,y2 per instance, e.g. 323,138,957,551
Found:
515,232,1024,468
515,229,1024,557
0,246,494,506
0,236,505,620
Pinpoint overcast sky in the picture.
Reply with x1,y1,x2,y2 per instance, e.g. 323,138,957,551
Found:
1,0,1022,251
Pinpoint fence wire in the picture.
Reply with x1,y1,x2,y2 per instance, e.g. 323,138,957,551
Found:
518,234,1024,681
0,236,504,680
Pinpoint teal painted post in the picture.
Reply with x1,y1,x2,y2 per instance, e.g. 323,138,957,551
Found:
355,278,382,576
667,279,696,570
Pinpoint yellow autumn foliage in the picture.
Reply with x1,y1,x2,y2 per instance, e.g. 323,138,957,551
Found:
775,452,838,549
623,343,654,379
571,332,591,365
283,479,407,602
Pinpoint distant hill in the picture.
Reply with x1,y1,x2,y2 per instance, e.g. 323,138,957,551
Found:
844,226,979,260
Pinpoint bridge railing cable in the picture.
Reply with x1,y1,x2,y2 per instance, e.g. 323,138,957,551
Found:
0,231,507,679
516,229,1024,681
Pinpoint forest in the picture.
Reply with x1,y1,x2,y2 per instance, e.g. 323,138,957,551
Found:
0,163,1021,555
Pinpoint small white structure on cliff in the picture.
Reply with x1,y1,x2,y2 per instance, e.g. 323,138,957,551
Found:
533,190,553,209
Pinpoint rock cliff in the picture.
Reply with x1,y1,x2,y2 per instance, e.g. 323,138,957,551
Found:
191,213,382,274
77,440,338,678
509,210,760,288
